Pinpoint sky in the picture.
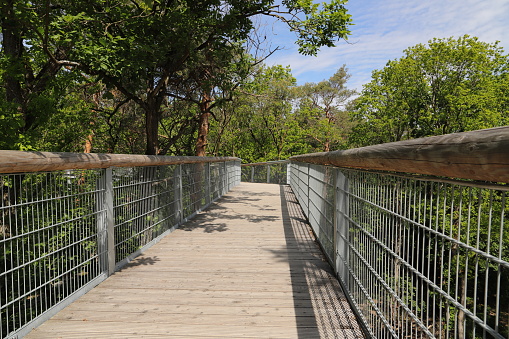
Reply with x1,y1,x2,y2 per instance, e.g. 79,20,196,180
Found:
261,0,509,93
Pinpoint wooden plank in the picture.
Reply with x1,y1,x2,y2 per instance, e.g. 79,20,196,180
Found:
27,321,325,339
291,126,509,183
62,301,318,316
26,183,364,339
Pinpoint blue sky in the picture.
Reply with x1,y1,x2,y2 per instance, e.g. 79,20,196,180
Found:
261,0,509,93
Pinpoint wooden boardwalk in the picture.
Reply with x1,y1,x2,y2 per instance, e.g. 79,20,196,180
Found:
27,183,364,339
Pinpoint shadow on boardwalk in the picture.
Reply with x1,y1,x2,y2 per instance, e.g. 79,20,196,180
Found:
277,185,365,339
26,183,364,339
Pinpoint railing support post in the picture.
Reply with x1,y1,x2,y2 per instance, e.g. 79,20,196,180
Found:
266,164,271,183
286,163,291,185
332,168,338,273
226,161,230,191
205,162,210,205
251,166,254,183
102,167,115,276
306,164,310,217
174,164,183,224
335,170,349,289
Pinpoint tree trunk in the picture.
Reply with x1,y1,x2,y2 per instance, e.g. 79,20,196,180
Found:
1,0,24,110
145,103,160,155
1,1,62,135
324,140,330,152
84,133,93,153
195,92,212,157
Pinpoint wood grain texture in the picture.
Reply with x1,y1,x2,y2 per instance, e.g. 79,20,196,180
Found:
291,126,509,183
25,183,364,339
0,151,238,173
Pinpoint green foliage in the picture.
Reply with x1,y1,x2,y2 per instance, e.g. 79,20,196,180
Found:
295,65,356,151
283,0,353,55
208,64,358,162
350,35,509,147
1,0,354,155
209,64,298,162
1,170,104,335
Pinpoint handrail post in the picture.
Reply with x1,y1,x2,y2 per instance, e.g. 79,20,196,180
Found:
97,169,108,275
174,164,183,224
286,163,290,184
105,167,115,275
306,163,310,217
220,161,224,194
266,164,271,183
226,161,230,191
205,162,210,205
332,168,338,275
251,166,254,183
335,169,349,289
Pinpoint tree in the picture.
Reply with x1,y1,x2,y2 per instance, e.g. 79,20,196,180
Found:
0,0,82,150
350,35,509,147
208,64,297,162
296,65,356,152
1,0,353,155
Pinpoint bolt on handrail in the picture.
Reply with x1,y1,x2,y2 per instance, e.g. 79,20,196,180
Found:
288,127,509,338
0,151,241,338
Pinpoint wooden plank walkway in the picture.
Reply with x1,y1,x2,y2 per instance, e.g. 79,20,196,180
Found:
26,183,364,339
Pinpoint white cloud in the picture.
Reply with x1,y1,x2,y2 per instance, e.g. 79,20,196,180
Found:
264,0,509,92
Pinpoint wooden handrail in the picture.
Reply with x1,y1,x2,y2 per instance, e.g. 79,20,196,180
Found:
290,126,509,184
0,151,239,174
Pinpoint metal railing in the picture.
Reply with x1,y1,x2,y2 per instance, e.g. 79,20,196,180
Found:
241,160,289,184
289,127,509,339
0,151,240,338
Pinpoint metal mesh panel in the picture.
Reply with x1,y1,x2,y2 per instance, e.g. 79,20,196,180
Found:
1,160,240,338
112,165,178,263
1,170,106,338
241,161,289,184
307,164,336,263
226,160,240,190
290,161,509,339
209,162,224,201
181,163,205,218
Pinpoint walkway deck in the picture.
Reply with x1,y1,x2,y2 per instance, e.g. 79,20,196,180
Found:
26,183,364,339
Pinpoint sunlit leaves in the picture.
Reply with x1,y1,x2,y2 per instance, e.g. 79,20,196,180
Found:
350,35,509,147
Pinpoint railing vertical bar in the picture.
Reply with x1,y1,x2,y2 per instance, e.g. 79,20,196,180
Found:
453,185,463,339
205,162,210,205
464,187,473,338
104,168,115,276
473,189,482,339
495,192,505,332
483,190,494,338
175,164,183,225
424,181,431,336
438,183,446,339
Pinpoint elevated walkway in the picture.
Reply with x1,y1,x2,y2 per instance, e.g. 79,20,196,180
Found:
26,183,364,338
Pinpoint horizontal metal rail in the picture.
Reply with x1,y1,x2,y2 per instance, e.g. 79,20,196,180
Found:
0,154,241,338
288,128,509,339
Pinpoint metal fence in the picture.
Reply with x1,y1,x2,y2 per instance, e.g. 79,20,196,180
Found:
241,160,289,184
0,154,240,339
289,157,509,338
